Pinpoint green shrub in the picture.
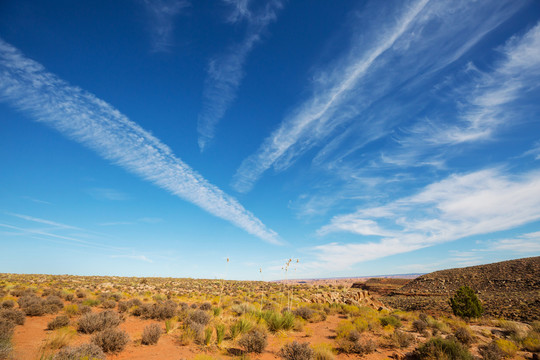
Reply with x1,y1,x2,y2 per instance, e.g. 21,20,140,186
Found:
141,323,162,345
449,286,483,319
279,341,314,360
91,328,129,353
380,315,402,328
239,328,268,353
263,310,295,332
494,339,517,358
412,337,473,360
215,323,225,345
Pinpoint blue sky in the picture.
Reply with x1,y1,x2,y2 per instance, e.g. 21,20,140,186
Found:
1,0,539,280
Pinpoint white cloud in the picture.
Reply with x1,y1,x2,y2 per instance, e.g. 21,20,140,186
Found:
197,0,282,151
232,0,524,193
87,187,131,201
110,254,153,263
490,231,540,253
0,39,280,245
142,0,190,52
312,168,540,270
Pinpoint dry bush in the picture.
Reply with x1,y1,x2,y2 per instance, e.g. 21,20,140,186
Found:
0,300,14,309
141,323,162,345
102,300,117,309
91,328,129,353
239,328,268,353
389,330,414,349
0,319,15,342
412,319,428,334
412,337,473,360
78,310,121,334
478,342,505,360
117,301,129,313
47,315,70,330
78,305,92,314
189,309,211,325
0,309,25,325
143,300,177,320
199,302,212,311
279,341,314,360
293,307,315,321
454,326,475,345
75,290,86,299
128,298,142,307
53,343,106,360
337,330,376,355
18,295,45,316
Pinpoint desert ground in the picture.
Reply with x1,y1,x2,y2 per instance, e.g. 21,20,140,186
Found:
1,257,539,360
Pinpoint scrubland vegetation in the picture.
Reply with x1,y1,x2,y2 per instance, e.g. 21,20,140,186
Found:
0,273,538,360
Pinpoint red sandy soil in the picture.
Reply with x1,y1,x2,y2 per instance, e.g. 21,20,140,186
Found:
12,313,416,360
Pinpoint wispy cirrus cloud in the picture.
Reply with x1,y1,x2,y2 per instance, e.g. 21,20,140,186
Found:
141,0,190,52
110,254,153,263
232,0,526,193
197,0,282,151
0,39,279,244
311,168,540,270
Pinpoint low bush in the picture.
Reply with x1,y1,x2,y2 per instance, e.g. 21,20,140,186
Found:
390,330,414,348
78,310,121,334
189,309,211,325
494,339,517,358
63,304,79,317
91,328,129,353
53,343,106,360
411,337,473,360
522,331,540,352
141,323,162,345
18,295,45,316
412,319,428,334
239,328,268,353
199,302,212,311
380,315,402,328
454,326,475,345
293,307,315,321
0,300,14,309
478,342,505,360
0,319,15,342
279,341,314,360
142,300,177,320
102,300,117,309
0,309,25,325
47,315,70,330
336,330,376,355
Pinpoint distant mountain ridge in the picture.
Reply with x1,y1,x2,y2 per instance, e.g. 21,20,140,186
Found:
382,256,540,321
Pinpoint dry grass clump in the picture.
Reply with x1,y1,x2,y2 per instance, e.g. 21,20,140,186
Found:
53,343,106,360
279,341,314,360
91,328,129,353
238,328,268,353
141,323,162,345
78,310,121,334
0,319,15,360
0,309,25,325
47,315,70,330
312,343,335,360
42,327,76,350
453,326,475,345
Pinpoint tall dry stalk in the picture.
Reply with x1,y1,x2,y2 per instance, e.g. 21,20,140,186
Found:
218,257,229,308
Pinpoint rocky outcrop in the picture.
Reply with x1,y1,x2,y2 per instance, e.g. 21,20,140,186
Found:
381,257,540,321
304,289,388,310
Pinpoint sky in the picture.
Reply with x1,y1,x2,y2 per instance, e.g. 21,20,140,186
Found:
1,0,539,281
